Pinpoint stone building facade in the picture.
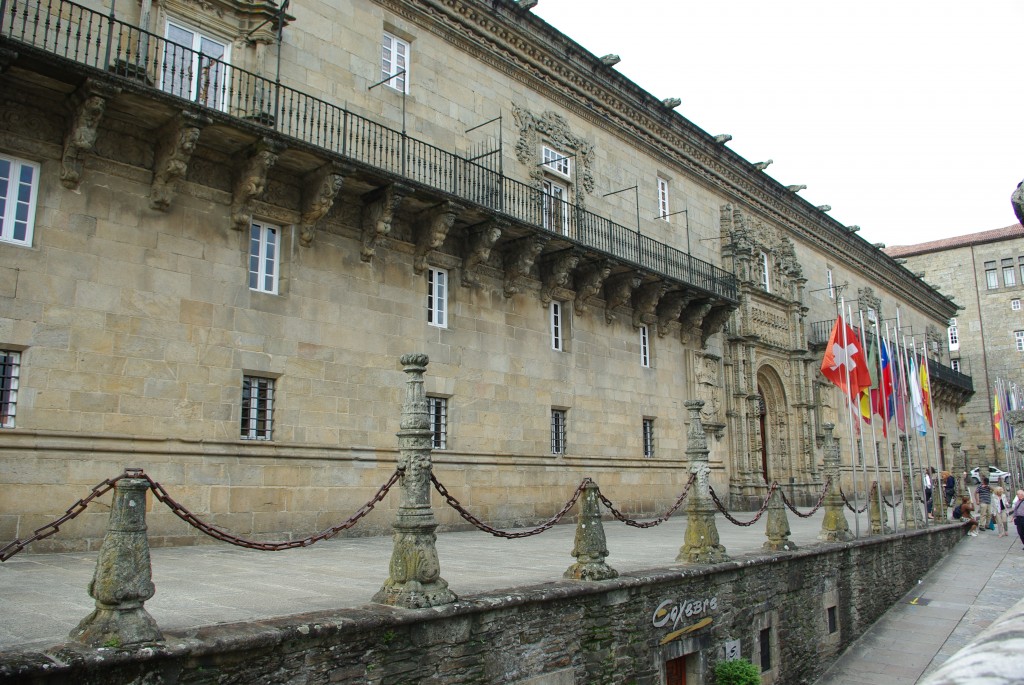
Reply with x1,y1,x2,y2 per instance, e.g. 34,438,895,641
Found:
0,0,967,550
886,223,1024,472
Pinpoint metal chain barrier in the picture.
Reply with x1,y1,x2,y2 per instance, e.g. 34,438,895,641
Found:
779,478,831,518
882,495,904,507
839,487,871,514
0,469,134,561
0,467,405,559
143,468,403,551
595,473,696,528
709,481,778,527
431,474,589,539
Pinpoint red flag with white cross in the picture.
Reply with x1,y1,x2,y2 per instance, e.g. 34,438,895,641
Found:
820,315,872,401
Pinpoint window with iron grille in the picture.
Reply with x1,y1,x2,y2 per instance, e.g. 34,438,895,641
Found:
427,267,448,328
643,418,655,458
382,32,409,93
241,375,274,440
249,221,280,294
0,350,20,428
657,177,670,220
640,324,650,367
0,155,39,247
551,409,567,455
428,395,447,450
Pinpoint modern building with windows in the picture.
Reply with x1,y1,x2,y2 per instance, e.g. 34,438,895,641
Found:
886,223,1024,470
0,0,969,554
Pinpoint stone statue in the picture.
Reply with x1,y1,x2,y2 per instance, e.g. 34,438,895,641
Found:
1013,180,1024,226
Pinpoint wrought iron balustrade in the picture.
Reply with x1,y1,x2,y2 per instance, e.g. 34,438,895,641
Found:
0,0,737,302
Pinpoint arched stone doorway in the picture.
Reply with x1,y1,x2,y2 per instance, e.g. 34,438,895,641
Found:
756,365,791,485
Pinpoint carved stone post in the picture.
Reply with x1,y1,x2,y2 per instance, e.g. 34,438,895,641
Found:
763,487,796,551
902,443,926,530
819,423,854,542
869,481,891,534
374,354,456,609
932,469,947,521
564,481,618,580
71,472,162,646
951,441,964,501
677,400,729,564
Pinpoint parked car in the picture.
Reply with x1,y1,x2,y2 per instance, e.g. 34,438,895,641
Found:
969,466,1012,484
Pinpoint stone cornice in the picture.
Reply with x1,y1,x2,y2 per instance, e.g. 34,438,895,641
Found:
374,0,955,322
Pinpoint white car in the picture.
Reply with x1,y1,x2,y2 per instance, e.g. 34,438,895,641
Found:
969,466,1012,484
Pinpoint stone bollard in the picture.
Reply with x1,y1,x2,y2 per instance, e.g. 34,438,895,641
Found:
869,481,892,535
374,354,456,609
564,481,618,581
71,470,163,647
677,400,729,564
763,486,796,552
819,423,854,542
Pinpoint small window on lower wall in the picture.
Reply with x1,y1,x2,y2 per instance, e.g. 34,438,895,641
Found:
827,605,838,634
241,375,275,440
759,627,771,672
0,349,21,428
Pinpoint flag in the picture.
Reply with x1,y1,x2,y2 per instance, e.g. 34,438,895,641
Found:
993,388,1003,443
820,316,872,400
909,355,927,435
859,340,879,425
919,355,933,428
892,352,906,432
871,340,893,436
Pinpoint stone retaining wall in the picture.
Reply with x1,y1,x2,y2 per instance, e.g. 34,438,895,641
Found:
0,525,964,685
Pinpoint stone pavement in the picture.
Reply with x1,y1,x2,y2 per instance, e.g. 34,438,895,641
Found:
814,523,1024,685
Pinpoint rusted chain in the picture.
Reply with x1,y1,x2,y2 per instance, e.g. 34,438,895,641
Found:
0,469,135,561
779,478,831,518
839,487,870,514
709,481,778,527
882,495,904,507
596,473,696,528
143,468,403,551
432,474,589,538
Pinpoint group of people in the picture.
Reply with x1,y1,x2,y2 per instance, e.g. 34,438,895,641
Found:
946,470,1024,548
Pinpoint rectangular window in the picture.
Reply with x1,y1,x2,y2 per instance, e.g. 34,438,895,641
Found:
162,21,230,110
428,396,447,450
541,146,571,177
950,358,961,373
827,606,838,634
759,627,772,672
657,177,670,220
551,409,567,455
381,32,409,93
427,267,448,328
1016,330,1024,352
1019,256,1024,285
643,418,655,458
759,251,771,292
986,261,998,289
827,269,834,299
0,155,39,246
551,301,565,351
1003,258,1017,287
241,375,274,440
248,221,279,294
639,324,650,367
0,350,20,428
947,318,959,351
542,178,569,235
1013,299,1021,311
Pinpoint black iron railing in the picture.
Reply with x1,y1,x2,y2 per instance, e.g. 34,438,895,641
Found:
0,0,738,301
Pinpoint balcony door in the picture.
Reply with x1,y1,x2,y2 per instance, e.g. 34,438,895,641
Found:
162,21,230,111
542,178,569,236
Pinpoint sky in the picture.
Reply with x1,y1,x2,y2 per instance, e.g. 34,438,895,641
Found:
532,1,1024,248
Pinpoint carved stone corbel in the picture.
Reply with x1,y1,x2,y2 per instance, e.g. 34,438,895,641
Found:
61,79,121,190
632,281,670,329
574,260,611,315
503,234,549,297
231,138,283,232
299,163,347,247
700,304,737,348
540,249,581,307
414,201,461,273
149,111,210,211
461,220,504,286
657,291,693,337
360,183,410,261
680,299,713,345
604,272,641,324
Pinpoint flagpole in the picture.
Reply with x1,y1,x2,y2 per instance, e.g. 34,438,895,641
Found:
858,309,881,528
894,309,916,528
921,340,943,519
914,337,935,527
879,322,900,530
843,302,861,537
901,331,922,528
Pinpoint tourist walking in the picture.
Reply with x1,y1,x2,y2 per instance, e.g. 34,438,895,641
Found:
975,477,992,532
993,486,1010,537
942,470,955,508
953,495,979,536
924,468,934,520
1013,491,1024,550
